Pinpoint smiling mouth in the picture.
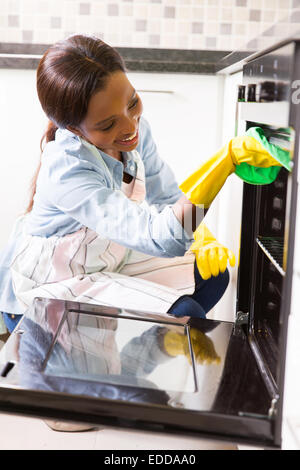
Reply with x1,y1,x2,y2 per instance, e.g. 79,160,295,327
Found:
116,131,138,145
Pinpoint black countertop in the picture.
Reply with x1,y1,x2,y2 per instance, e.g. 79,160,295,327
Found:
0,42,231,74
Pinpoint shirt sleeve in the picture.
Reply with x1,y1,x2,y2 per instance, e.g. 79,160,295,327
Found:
138,118,183,211
47,150,192,258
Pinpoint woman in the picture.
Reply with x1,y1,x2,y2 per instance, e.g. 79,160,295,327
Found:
0,34,279,332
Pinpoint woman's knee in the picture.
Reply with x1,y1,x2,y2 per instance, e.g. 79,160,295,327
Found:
194,260,230,289
202,268,230,297
191,267,230,315
217,268,230,290
167,295,206,319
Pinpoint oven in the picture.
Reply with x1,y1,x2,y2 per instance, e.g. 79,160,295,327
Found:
234,40,299,446
0,41,298,449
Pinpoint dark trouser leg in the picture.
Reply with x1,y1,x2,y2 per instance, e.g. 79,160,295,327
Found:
168,261,230,318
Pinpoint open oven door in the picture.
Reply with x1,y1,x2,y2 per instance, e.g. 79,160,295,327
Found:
0,297,281,448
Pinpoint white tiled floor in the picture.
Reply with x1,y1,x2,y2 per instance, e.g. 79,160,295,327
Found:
0,412,238,450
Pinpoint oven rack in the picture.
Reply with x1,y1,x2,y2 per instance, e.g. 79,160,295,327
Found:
256,236,285,276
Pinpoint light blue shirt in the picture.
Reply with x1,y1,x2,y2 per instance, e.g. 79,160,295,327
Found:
0,117,193,314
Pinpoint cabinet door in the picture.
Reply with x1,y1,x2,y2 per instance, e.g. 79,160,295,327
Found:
128,72,225,182
0,69,47,249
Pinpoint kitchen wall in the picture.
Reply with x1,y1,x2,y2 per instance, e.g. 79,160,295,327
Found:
0,0,295,51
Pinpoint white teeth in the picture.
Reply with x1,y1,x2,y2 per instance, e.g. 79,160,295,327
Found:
122,132,136,141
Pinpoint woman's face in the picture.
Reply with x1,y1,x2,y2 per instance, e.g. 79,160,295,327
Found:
70,71,143,159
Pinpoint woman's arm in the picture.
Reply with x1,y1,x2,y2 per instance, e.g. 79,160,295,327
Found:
41,149,193,258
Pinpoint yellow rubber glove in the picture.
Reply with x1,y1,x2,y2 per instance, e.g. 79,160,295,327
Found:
179,135,282,208
163,328,221,365
190,223,235,280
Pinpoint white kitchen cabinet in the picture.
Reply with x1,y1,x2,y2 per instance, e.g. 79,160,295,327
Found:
128,72,225,182
0,68,47,250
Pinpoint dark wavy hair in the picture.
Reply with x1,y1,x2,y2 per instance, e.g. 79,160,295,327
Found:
26,34,126,212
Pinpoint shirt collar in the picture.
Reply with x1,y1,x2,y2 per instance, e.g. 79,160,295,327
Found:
56,128,137,176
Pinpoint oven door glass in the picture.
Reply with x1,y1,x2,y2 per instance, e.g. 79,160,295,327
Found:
43,311,197,393
0,297,276,447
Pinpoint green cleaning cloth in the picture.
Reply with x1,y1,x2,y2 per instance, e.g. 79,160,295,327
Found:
235,127,292,185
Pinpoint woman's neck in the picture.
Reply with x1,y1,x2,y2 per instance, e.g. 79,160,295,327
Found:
106,150,123,162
